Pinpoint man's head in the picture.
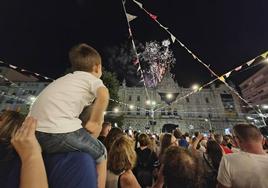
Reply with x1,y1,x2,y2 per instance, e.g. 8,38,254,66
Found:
69,43,102,78
233,124,264,150
99,122,112,137
214,134,223,145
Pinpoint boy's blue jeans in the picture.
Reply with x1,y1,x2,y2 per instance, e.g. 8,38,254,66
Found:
36,128,107,163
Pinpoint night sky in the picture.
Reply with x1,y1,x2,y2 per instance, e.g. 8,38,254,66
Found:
0,0,267,87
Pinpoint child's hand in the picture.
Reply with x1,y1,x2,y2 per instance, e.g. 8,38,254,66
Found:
85,121,102,138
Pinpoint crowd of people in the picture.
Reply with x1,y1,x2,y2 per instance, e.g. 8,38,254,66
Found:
0,43,268,188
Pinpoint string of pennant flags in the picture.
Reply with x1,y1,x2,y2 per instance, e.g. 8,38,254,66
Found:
126,0,268,118
0,63,147,112
0,60,54,81
154,51,268,112
122,0,150,100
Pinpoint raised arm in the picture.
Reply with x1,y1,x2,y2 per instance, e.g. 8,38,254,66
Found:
11,117,48,188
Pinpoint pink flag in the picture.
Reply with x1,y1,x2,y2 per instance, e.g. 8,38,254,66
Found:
149,13,157,21
235,66,242,71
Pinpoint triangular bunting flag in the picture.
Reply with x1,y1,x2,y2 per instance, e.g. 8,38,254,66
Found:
34,73,40,76
171,34,176,43
0,61,4,64
225,71,232,78
219,76,225,82
9,65,17,69
235,66,242,71
192,54,197,59
246,59,254,66
260,51,268,58
198,87,203,92
126,13,137,22
149,13,157,20
132,0,143,8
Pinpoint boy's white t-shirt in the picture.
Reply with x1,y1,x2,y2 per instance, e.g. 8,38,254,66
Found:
217,151,268,188
29,71,106,133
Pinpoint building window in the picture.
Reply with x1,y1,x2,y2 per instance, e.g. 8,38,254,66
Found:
167,108,172,116
146,109,150,116
161,109,165,115
128,96,132,101
173,109,178,116
186,97,190,103
205,98,209,104
137,96,140,101
136,108,140,115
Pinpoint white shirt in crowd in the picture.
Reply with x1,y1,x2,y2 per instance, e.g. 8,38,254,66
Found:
217,151,268,188
29,71,105,133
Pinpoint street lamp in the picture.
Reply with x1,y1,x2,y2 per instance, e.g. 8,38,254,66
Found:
262,104,268,110
129,105,134,110
113,108,119,113
146,100,151,105
151,101,156,106
192,84,199,91
166,93,173,99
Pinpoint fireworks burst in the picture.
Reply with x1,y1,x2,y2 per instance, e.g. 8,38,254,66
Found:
140,40,176,88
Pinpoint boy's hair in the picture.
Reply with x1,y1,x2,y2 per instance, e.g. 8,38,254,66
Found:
69,43,101,72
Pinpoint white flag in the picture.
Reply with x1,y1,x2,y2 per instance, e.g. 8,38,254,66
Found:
133,0,143,8
235,66,242,71
126,13,137,22
225,71,232,78
246,59,254,66
171,34,176,43
9,65,17,69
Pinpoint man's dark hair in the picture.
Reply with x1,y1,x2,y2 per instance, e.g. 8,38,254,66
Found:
233,124,262,142
163,146,203,188
69,43,101,72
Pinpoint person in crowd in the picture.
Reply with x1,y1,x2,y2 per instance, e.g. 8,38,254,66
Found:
28,43,109,188
179,133,189,148
217,124,268,188
222,135,232,150
104,127,124,153
0,112,99,188
189,136,206,155
0,110,25,187
203,140,223,188
98,122,112,144
214,134,233,154
159,133,178,163
162,146,204,188
11,117,48,188
134,133,159,188
106,134,141,188
173,128,183,145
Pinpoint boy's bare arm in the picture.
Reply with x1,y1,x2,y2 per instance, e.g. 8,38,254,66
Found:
85,87,109,137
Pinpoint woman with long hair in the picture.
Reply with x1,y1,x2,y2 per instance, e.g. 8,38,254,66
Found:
106,134,141,188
